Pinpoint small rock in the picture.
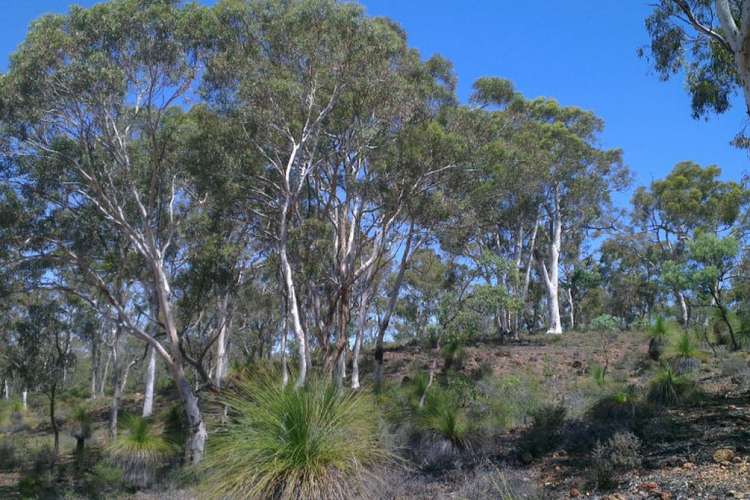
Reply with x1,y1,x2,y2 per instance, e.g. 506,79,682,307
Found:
569,487,580,498
714,448,735,463
639,482,659,491
659,493,672,500
682,461,695,469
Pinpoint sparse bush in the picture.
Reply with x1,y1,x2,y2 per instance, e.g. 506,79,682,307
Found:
587,386,650,426
590,431,641,489
647,366,697,406
590,314,619,332
198,374,388,500
454,462,541,499
518,405,566,461
107,415,177,488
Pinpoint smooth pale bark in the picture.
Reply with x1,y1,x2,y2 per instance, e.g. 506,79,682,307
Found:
214,295,231,390
109,326,121,439
279,278,290,387
3,380,8,400
153,263,207,464
677,290,689,326
540,188,563,335
351,286,372,390
22,389,27,411
142,345,157,418
566,287,575,330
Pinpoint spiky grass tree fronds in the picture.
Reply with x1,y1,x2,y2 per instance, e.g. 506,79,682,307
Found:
666,331,707,374
647,365,696,406
647,317,675,361
418,388,471,448
199,374,388,500
107,415,177,488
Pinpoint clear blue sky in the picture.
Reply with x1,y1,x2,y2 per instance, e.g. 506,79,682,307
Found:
2,0,748,207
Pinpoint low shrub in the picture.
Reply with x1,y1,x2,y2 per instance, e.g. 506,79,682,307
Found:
0,439,17,471
198,374,388,500
590,431,641,489
590,314,619,332
454,462,541,499
665,331,707,374
518,405,566,462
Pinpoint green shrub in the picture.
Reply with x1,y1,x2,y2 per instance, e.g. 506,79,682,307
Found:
107,415,177,488
590,314,619,332
518,405,566,461
647,366,696,406
647,316,674,360
590,363,607,388
590,431,641,489
198,374,388,500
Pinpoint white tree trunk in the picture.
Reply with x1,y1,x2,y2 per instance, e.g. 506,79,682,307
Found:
3,379,8,400
566,287,575,330
677,290,689,326
214,295,230,389
540,187,563,335
22,389,27,411
142,345,157,418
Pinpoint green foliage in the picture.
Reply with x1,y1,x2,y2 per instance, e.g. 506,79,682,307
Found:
418,387,471,447
647,366,697,406
107,415,177,488
590,364,607,389
518,405,566,461
590,314,619,332
199,374,387,500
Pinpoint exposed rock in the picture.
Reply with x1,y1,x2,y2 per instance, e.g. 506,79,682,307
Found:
714,448,735,463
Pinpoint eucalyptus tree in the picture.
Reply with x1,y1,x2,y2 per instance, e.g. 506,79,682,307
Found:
520,100,627,334
0,0,216,463
206,0,458,386
6,297,76,460
643,1,750,122
632,162,747,324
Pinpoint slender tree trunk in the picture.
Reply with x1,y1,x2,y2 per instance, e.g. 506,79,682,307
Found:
677,290,689,326
214,295,230,390
50,385,59,460
142,345,157,418
174,368,207,464
351,281,373,390
100,350,112,396
280,281,290,387
90,340,98,400
109,326,121,439
374,225,415,387
566,287,575,330
280,221,307,388
22,389,27,411
540,188,563,335
3,379,8,400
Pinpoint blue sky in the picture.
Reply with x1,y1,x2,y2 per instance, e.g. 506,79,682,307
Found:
2,0,748,208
